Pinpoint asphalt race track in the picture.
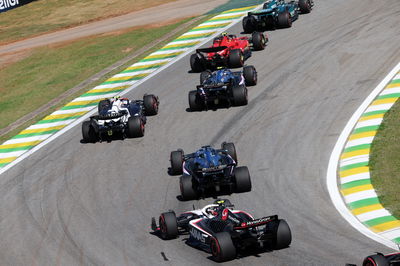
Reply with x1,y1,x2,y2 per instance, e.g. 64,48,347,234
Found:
1,0,400,265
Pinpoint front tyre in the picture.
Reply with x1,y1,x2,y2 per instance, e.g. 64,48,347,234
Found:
298,0,312,13
221,142,237,163
159,211,178,240
126,116,144,138
233,166,252,193
170,150,184,175
362,254,389,266
210,232,237,262
143,94,159,116
200,70,212,84
243,65,257,86
180,175,197,200
251,32,266,51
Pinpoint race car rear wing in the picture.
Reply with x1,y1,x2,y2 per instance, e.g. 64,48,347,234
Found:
196,46,228,54
234,215,278,230
248,10,274,16
91,112,125,120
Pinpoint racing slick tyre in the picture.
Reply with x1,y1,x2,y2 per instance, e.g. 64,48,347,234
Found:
143,94,159,116
200,70,212,84
82,121,97,143
362,254,389,266
188,90,204,111
228,49,244,68
278,11,292,28
242,15,256,33
270,219,292,250
233,166,252,193
126,116,144,138
98,99,111,113
210,232,237,262
251,32,266,51
232,85,248,106
190,54,204,73
221,142,237,163
159,211,178,240
298,0,312,13
170,150,184,175
243,65,257,86
180,175,198,200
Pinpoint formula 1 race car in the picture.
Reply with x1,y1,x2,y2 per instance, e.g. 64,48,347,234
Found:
346,252,400,266
170,143,251,200
188,66,257,111
81,95,159,142
190,32,268,72
242,0,314,32
151,199,292,262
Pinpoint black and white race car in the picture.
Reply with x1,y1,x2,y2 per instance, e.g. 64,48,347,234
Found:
81,94,159,142
152,199,292,262
347,251,400,266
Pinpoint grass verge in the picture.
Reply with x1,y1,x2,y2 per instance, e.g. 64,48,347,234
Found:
0,0,177,44
370,99,400,219
0,15,212,144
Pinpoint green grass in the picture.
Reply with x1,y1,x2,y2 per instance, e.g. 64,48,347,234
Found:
370,99,400,219
0,0,177,44
0,18,195,141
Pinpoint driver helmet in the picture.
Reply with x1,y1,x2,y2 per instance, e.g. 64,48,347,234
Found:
202,204,220,218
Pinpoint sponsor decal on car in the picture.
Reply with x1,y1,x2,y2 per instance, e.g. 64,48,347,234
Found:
190,227,206,243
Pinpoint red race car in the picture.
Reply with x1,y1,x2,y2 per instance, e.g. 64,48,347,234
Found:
190,32,268,72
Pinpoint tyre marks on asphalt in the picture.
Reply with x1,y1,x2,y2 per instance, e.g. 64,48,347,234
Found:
0,5,260,173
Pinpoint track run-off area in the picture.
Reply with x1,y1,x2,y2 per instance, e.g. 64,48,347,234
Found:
0,0,400,265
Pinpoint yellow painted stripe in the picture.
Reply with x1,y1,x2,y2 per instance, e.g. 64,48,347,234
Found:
349,131,377,140
106,73,148,82
212,14,243,20
144,51,184,59
340,166,369,178
178,32,217,40
0,141,42,149
340,149,370,160
341,184,374,196
163,41,201,49
0,157,17,164
20,125,66,135
352,204,384,215
88,86,129,94
43,111,88,121
386,83,400,89
125,62,166,71
359,114,385,121
192,22,231,30
371,220,400,233
371,98,398,106
66,100,101,107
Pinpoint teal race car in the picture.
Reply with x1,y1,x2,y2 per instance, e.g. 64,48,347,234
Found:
242,0,314,32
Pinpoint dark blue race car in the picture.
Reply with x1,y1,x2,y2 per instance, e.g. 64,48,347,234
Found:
188,66,257,111
242,0,314,32
170,143,252,200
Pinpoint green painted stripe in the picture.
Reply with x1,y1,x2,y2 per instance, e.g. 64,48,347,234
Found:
61,103,97,110
341,179,371,190
140,54,179,62
0,146,32,153
176,34,214,41
0,162,9,168
343,144,371,153
82,88,125,97
340,161,369,171
376,93,400,100
189,25,227,32
390,79,400,85
361,110,387,117
352,125,380,134
102,76,144,84
121,65,163,73
363,215,397,227
348,197,380,210
12,130,59,139
159,44,196,50
37,116,79,124
394,237,400,244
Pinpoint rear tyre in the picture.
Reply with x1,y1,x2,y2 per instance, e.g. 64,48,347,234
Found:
273,219,292,250
228,49,244,68
98,99,111,114
170,150,184,175
233,166,252,193
159,212,178,240
188,90,204,111
82,121,97,143
126,116,144,138
278,11,292,28
242,15,256,33
210,232,236,262
251,32,266,51
298,0,312,13
362,254,389,266
232,85,248,106
143,94,158,116
221,142,237,163
190,54,204,72
200,70,212,84
243,65,257,86
180,175,197,200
